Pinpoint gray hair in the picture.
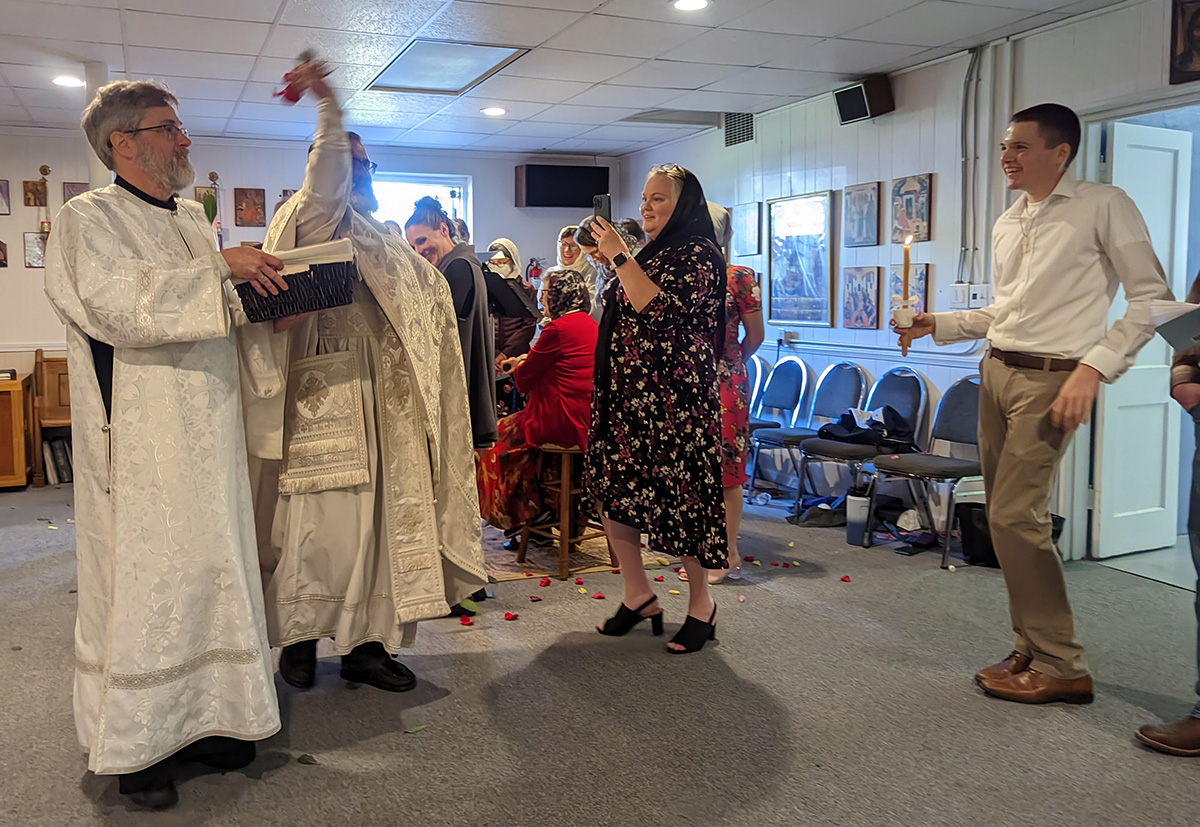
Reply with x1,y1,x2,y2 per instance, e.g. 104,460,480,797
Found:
81,80,179,170
707,201,732,250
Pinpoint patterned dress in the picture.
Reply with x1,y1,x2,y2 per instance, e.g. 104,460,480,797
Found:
719,266,763,487
585,240,728,567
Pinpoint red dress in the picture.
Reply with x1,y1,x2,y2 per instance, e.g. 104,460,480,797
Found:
719,266,763,487
476,311,598,529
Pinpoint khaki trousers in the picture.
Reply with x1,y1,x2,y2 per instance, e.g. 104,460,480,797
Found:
978,356,1088,680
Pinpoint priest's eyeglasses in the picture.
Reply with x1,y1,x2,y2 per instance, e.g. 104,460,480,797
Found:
123,123,189,141
354,156,378,174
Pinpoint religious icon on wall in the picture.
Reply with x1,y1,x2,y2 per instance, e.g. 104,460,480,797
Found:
889,263,928,315
0,180,9,215
766,192,834,327
280,189,298,200
890,174,931,243
63,182,89,203
23,179,47,208
1171,1,1200,84
234,188,266,227
0,239,8,268
194,185,217,204
843,182,880,247
24,232,48,268
842,267,880,329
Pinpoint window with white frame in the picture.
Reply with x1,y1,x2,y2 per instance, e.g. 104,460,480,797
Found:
372,172,472,234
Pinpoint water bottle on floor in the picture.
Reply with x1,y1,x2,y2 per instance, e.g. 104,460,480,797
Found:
752,492,771,507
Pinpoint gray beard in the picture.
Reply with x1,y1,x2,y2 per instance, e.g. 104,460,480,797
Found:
350,186,378,216
136,142,194,193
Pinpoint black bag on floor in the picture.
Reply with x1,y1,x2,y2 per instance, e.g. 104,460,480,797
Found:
954,503,1065,568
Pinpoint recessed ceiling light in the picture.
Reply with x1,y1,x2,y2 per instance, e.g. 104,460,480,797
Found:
480,106,507,117
53,76,85,88
673,0,709,10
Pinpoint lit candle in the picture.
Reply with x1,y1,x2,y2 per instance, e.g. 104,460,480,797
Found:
902,233,913,304
40,220,51,233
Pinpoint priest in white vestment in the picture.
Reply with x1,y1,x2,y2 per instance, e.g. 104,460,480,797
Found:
44,80,285,810
236,62,486,692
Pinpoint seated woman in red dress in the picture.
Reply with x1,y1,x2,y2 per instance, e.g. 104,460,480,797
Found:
477,268,599,534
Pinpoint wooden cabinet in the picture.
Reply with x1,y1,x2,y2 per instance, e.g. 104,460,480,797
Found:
0,373,34,488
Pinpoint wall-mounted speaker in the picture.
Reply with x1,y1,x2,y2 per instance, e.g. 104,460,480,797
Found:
515,164,609,208
834,75,895,125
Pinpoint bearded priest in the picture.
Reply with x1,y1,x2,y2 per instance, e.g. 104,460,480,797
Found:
235,60,486,693
43,81,287,809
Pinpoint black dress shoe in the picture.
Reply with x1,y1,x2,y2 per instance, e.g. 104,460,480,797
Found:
118,762,178,810
471,587,488,602
178,736,256,770
279,639,318,689
340,642,417,692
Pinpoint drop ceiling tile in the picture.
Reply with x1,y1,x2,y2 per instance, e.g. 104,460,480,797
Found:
600,0,774,27
122,0,284,22
240,81,322,107
124,12,270,54
0,1,122,43
661,89,782,113
0,87,19,106
417,114,507,134
466,0,601,10
1052,0,1125,12
421,2,584,48
225,118,314,138
24,106,84,126
728,0,924,38
766,38,928,73
952,0,1075,10
280,0,443,35
502,49,644,83
251,58,379,92
704,67,851,97
577,123,691,142
496,120,592,139
526,103,643,125
436,97,549,120
264,26,406,65
393,129,485,147
562,84,679,109
544,138,639,154
658,29,823,67
342,109,431,129
0,38,125,70
611,60,739,90
464,75,593,105
343,125,405,143
147,76,248,101
179,116,230,135
345,90,451,115
0,104,31,124
172,98,237,119
232,101,321,123
846,1,1028,47
129,47,256,82
14,85,86,110
950,10,1071,47
469,134,559,151
545,15,708,59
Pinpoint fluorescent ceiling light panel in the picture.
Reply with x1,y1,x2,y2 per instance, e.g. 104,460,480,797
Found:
370,39,526,96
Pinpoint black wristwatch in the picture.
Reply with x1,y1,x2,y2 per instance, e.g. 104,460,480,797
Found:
612,252,629,269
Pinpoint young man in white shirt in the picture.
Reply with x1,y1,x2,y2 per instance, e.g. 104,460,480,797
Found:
898,103,1172,705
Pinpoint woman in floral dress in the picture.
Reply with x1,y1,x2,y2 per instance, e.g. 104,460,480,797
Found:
585,164,727,654
680,203,764,585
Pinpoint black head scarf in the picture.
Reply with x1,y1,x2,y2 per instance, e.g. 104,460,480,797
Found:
544,267,592,319
595,165,727,396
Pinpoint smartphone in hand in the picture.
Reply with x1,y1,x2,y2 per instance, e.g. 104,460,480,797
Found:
593,193,612,224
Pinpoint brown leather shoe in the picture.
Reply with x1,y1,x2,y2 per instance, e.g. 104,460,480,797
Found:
979,669,1094,704
974,650,1032,685
1136,716,1200,756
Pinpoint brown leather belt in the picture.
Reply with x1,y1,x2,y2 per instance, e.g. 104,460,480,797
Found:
989,347,1078,372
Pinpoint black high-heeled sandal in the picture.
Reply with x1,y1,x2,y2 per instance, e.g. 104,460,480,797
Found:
667,603,717,655
598,596,664,637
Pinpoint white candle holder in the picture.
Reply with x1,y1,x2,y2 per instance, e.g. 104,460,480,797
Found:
892,295,919,356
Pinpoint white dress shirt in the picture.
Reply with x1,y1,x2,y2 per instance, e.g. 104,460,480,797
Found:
932,173,1172,382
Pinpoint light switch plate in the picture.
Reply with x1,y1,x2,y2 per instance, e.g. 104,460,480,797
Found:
950,283,970,309
969,283,991,308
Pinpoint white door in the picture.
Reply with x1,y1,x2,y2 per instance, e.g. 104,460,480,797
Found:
1091,122,1191,558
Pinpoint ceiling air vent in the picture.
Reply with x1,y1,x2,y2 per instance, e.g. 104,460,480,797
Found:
724,112,754,146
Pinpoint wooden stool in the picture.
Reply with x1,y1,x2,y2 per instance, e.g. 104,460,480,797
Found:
517,444,615,580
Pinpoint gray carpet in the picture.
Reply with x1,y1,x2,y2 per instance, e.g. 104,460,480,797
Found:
2,484,1199,826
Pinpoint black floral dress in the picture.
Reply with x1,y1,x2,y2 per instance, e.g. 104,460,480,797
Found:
584,240,728,567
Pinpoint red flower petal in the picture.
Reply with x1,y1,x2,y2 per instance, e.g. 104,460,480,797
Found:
574,577,584,585
504,612,519,621
611,569,621,574
673,566,681,572
841,575,851,582
782,562,790,568
529,596,543,602
592,592,605,599
654,576,665,582
771,561,779,566
459,616,474,626
523,572,533,577
743,556,755,562
539,578,551,587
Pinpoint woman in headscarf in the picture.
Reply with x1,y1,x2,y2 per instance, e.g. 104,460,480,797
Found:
557,225,598,305
575,218,641,323
489,236,539,418
477,268,599,538
678,203,764,585
586,164,727,654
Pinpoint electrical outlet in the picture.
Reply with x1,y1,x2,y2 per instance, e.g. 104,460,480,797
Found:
950,283,970,309
783,330,799,343
968,283,991,308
